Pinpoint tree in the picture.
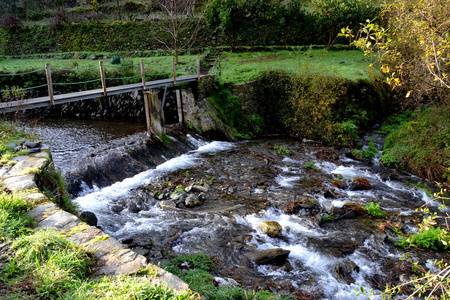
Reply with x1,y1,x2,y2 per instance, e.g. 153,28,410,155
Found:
347,0,450,106
152,0,202,63
313,0,379,47
204,0,244,52
204,0,283,51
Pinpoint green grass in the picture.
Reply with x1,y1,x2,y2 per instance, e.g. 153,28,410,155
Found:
0,54,198,76
215,49,379,84
162,253,292,300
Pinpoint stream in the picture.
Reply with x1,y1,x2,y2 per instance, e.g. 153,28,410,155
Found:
70,135,448,299
20,117,147,174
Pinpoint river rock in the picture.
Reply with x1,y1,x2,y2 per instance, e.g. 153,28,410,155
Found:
321,199,334,214
80,211,98,226
22,140,41,149
214,277,239,287
186,184,209,193
283,199,319,216
245,248,290,265
258,221,282,238
351,177,372,190
334,260,359,284
185,194,201,208
159,200,177,209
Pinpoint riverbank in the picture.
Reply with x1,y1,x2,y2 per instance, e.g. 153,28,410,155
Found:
0,122,195,299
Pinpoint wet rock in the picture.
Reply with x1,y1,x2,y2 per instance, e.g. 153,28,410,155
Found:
336,203,365,220
321,199,334,214
186,184,209,193
121,238,134,245
245,248,290,265
185,194,201,208
351,177,372,190
111,205,124,214
313,148,339,162
330,179,344,189
80,211,98,226
22,140,41,149
127,202,140,213
132,246,150,256
283,199,319,216
323,189,339,198
334,260,359,284
214,277,239,287
258,221,282,238
159,200,177,209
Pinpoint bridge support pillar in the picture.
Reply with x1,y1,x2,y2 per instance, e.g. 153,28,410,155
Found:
144,89,165,136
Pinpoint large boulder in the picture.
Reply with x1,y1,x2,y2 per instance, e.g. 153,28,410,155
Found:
258,221,282,238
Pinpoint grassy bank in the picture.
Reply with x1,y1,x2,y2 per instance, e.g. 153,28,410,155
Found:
380,104,450,184
0,120,198,299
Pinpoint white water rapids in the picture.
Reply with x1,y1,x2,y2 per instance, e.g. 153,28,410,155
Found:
74,137,437,299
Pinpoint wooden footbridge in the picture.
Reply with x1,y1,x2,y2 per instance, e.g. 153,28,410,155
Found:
0,56,216,135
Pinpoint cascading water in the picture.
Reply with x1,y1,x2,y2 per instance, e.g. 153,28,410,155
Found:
74,136,447,299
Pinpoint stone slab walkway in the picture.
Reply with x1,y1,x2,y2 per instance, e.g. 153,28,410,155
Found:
0,150,189,292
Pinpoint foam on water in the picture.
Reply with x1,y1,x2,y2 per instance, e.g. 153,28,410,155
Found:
75,139,236,218
275,175,301,188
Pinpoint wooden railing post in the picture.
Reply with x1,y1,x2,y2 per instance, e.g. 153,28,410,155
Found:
197,54,200,80
172,57,176,84
140,59,146,89
218,55,222,77
45,63,54,106
99,61,107,96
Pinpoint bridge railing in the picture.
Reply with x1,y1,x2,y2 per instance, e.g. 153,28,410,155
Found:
0,55,202,105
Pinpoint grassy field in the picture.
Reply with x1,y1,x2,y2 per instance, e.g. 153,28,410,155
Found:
0,55,199,76
0,49,379,87
214,49,380,84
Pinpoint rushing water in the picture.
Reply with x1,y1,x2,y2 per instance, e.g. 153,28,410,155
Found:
20,117,146,174
73,136,448,299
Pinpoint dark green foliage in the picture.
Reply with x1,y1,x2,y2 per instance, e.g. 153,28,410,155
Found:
313,0,380,47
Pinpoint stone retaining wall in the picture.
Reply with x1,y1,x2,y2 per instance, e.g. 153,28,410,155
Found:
0,145,189,292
